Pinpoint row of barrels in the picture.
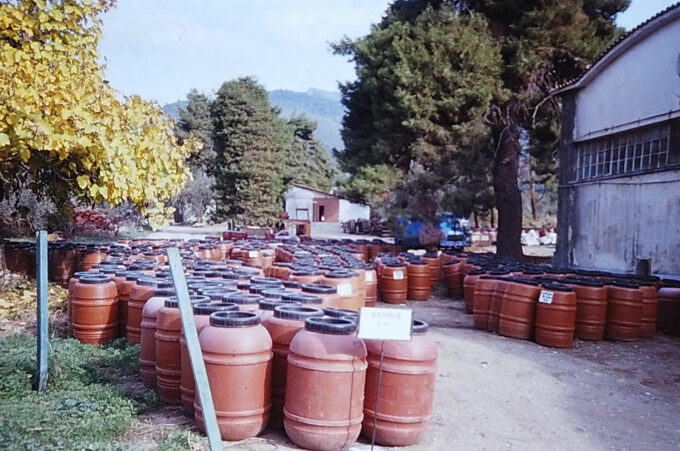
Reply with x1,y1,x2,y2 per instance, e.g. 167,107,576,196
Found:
462,270,680,347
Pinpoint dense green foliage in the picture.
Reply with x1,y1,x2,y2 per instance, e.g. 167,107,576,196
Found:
0,336,157,450
211,77,291,226
285,116,336,192
336,0,628,255
175,79,337,226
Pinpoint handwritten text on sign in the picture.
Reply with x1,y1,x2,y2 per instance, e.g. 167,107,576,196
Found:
358,307,412,341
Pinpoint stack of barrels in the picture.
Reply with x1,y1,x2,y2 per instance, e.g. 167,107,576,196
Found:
56,237,441,448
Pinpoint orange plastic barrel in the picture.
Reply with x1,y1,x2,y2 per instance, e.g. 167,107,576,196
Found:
322,270,362,310
71,273,118,344
463,269,485,314
362,320,437,446
82,246,107,271
406,260,430,301
442,259,464,298
127,277,161,343
67,271,96,337
563,277,608,341
196,311,273,441
284,317,367,451
380,263,408,304
473,276,497,330
290,269,323,285
301,284,339,307
155,295,194,404
499,277,541,340
113,270,139,336
421,253,440,287
657,282,680,336
488,278,511,333
535,283,577,348
638,281,658,338
139,286,176,388
180,300,238,412
262,305,323,428
605,280,642,341
364,267,378,307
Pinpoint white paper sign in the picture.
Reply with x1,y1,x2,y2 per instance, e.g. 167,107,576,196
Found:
538,290,554,304
393,270,404,280
337,283,352,297
358,307,412,341
365,271,374,282
248,251,258,258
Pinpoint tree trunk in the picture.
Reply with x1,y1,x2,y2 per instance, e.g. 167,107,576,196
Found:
529,181,538,221
492,124,523,259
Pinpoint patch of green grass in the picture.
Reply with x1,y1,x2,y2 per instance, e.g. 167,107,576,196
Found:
158,431,207,451
0,334,158,450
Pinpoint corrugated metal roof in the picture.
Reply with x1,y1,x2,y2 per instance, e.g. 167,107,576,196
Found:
553,2,680,94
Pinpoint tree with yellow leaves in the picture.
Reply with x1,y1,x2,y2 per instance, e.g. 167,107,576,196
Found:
0,0,199,229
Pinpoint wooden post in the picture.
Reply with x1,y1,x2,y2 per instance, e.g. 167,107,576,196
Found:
36,231,48,393
166,247,222,451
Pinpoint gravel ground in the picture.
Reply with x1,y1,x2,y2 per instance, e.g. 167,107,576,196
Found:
122,293,680,450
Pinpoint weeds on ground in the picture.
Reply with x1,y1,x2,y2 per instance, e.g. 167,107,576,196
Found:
0,334,158,450
158,430,207,451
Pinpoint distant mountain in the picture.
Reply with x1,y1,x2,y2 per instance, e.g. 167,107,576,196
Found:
162,88,345,155
269,88,345,154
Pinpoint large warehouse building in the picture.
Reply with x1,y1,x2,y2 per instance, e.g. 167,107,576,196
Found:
554,4,680,277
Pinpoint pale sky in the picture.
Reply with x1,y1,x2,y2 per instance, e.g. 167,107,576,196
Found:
98,0,679,105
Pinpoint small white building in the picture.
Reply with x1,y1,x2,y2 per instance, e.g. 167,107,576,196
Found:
554,4,680,277
284,184,370,226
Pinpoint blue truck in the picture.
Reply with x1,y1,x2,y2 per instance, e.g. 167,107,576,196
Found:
394,214,471,250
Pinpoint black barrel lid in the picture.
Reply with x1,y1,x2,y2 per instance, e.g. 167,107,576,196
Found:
562,277,604,287
200,290,226,301
322,307,358,318
261,289,293,299
408,259,427,266
193,301,239,315
257,298,301,311
74,271,94,279
283,280,302,289
249,284,276,295
137,277,160,287
301,284,337,295
324,270,359,279
610,279,640,289
281,293,322,304
250,277,282,286
304,316,356,335
209,311,261,327
78,274,112,284
224,293,264,305
542,282,574,292
466,269,486,276
292,268,320,276
165,295,210,308
412,319,429,334
442,259,461,265
511,277,540,286
274,305,323,320
154,287,176,297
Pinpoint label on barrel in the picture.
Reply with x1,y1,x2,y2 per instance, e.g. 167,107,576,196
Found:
393,270,404,280
248,251,258,258
539,290,554,304
337,283,352,297
358,307,412,341
365,271,374,282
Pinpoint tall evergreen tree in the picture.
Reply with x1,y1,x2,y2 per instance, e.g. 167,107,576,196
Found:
175,89,215,172
284,115,337,192
336,0,628,257
211,77,290,226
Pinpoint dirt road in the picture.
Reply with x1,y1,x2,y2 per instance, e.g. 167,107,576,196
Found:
126,295,680,450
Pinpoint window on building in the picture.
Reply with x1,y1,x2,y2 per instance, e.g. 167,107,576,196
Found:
571,119,680,182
